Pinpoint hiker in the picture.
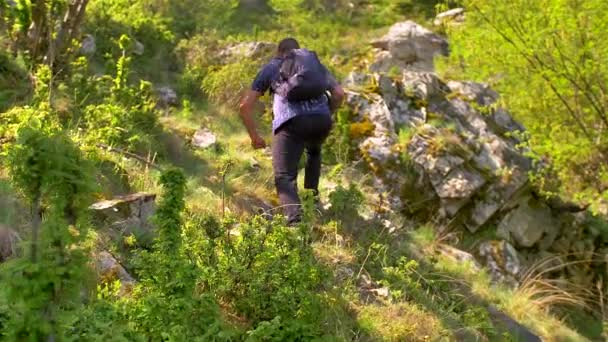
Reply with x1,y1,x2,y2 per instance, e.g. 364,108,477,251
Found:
239,38,345,225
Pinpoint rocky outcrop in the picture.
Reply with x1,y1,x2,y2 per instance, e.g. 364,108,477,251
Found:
345,20,607,288
90,193,156,246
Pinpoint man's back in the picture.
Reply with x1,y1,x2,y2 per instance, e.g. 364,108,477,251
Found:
252,57,335,133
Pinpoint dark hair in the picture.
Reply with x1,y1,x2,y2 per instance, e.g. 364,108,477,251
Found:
277,38,300,55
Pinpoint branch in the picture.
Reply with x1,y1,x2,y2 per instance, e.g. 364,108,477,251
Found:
471,4,595,143
97,143,162,170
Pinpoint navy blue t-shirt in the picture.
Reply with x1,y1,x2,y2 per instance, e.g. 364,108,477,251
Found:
251,57,337,133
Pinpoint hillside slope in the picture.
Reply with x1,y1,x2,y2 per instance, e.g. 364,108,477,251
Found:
0,1,606,341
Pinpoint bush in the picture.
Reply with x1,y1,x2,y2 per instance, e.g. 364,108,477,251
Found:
184,214,331,337
442,0,608,207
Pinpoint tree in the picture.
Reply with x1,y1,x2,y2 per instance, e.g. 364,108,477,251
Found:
443,0,608,209
2,0,90,67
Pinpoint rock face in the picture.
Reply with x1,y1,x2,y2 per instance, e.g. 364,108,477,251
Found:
90,193,156,246
345,21,606,289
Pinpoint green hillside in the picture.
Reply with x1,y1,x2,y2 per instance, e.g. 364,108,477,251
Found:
0,0,607,340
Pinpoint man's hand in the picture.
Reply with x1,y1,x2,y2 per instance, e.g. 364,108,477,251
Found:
251,133,267,149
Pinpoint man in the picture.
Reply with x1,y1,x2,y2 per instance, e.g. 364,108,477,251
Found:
239,38,345,225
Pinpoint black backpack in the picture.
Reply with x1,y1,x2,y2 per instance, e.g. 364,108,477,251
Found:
277,49,329,101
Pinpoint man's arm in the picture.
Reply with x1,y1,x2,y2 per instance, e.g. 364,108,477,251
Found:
239,90,266,149
327,73,345,113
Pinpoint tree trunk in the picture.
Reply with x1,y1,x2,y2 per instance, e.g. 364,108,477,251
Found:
50,0,90,66
28,0,49,62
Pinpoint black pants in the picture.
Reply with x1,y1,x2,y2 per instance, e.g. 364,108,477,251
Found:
272,114,333,224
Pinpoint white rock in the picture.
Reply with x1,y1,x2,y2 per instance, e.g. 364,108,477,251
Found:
447,80,498,106
192,128,217,149
479,240,521,287
80,34,96,55
497,197,556,248
433,8,466,26
133,40,145,56
371,21,449,72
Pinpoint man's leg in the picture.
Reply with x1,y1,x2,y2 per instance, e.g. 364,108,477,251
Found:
303,115,333,199
304,144,322,196
272,125,305,224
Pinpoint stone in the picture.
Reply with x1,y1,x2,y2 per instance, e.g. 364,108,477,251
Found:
465,190,503,232
345,91,395,133
371,21,449,72
497,197,556,248
447,80,498,106
219,41,276,62
479,240,521,287
402,71,449,101
437,244,481,271
432,167,486,200
369,287,390,298
369,51,409,73
192,128,217,149
390,99,426,127
361,135,396,164
90,193,156,246
133,40,145,56
487,108,525,136
343,72,373,89
0,225,21,262
156,87,178,108
433,8,465,26
80,34,96,56
442,99,491,136
95,251,135,293
249,157,260,170
409,134,466,179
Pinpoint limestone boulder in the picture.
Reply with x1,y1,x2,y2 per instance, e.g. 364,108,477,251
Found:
371,21,449,72
402,71,449,101
497,196,557,248
479,240,521,287
90,193,156,246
